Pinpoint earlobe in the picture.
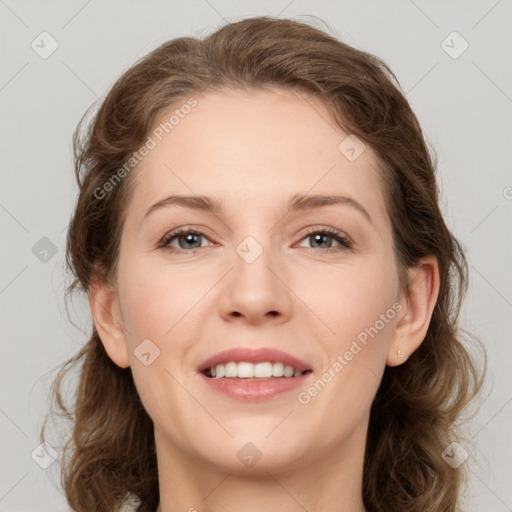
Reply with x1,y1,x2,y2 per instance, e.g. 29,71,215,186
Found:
386,256,440,367
88,271,130,369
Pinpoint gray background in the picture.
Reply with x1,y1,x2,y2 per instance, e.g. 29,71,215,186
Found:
1,1,511,510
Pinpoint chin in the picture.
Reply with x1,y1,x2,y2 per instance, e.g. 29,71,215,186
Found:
188,430,311,475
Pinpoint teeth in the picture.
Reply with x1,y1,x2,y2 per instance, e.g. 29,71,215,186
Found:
238,361,255,378
283,365,294,378
207,361,307,379
254,362,272,378
272,362,284,377
225,361,237,378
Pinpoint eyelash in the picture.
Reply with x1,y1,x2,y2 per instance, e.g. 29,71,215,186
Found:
158,226,353,254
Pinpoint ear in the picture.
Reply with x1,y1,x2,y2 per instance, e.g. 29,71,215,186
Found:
386,255,440,367
88,270,130,368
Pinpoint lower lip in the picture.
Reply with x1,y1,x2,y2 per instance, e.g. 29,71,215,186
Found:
199,372,312,401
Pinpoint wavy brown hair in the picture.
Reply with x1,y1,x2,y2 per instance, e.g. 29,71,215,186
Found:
43,15,485,512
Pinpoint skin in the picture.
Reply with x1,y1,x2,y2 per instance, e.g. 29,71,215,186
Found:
89,87,439,512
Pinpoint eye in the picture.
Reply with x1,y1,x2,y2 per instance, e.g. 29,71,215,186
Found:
159,228,213,252
158,226,353,254
296,227,353,252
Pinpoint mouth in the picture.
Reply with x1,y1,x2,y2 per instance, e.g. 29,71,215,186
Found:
197,347,313,401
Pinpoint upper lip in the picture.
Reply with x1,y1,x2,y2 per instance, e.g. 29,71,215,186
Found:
198,347,312,373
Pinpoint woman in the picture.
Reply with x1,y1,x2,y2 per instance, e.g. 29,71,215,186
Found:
45,16,484,512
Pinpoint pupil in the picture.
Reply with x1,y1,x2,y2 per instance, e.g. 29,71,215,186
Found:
312,234,331,248
180,234,200,249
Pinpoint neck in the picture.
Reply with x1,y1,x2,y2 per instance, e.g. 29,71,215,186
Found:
154,420,368,512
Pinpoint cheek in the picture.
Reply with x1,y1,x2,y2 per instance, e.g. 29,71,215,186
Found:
115,254,215,409
299,257,399,346
117,256,207,346
296,280,398,440
115,257,204,423
297,256,399,412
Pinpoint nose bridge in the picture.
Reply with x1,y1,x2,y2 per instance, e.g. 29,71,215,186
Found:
219,230,292,322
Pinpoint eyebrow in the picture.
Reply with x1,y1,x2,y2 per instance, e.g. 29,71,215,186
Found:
142,193,373,225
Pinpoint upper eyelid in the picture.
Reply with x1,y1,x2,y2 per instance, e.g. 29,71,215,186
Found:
161,226,215,243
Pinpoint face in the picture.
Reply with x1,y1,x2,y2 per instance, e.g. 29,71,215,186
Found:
109,87,404,474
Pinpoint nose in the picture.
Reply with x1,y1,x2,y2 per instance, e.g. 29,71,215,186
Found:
218,239,294,325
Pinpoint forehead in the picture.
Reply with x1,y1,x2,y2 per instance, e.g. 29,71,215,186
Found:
125,87,388,227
